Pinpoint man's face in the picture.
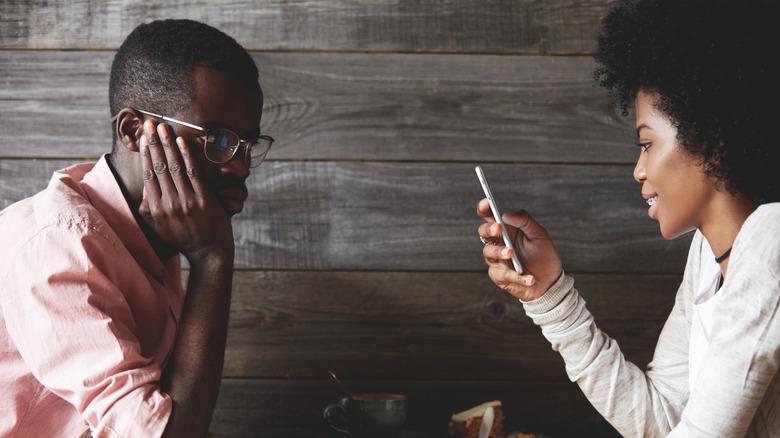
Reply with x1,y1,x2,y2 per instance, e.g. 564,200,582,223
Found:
170,66,264,216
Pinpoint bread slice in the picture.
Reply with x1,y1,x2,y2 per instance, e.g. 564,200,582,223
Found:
448,400,504,438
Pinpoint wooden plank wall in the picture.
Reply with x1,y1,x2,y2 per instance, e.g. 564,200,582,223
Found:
1,1,692,437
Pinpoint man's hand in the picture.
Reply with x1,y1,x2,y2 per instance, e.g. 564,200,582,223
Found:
136,118,236,437
138,119,234,263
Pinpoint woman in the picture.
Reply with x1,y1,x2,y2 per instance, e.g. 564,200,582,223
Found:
477,0,780,436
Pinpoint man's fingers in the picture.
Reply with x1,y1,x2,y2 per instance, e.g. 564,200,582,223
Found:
139,187,150,217
159,124,192,195
177,137,206,194
143,120,175,196
139,134,162,204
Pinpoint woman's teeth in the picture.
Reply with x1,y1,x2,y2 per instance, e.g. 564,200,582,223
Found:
647,196,658,206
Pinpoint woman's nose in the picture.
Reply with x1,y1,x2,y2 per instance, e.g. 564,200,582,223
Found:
633,152,646,183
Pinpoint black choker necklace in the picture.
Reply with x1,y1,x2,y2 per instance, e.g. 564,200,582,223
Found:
715,247,732,263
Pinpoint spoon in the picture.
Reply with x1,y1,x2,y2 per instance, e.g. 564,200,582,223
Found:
327,370,354,400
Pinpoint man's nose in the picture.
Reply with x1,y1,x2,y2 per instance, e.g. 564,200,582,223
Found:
220,153,250,179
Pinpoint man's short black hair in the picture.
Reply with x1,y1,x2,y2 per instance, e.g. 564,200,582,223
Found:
109,19,258,144
594,0,780,204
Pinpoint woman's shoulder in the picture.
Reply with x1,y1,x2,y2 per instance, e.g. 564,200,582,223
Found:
739,203,780,244
731,203,780,276
746,202,780,226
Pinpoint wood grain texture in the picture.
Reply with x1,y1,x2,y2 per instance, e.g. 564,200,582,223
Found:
210,378,621,437
0,159,692,273
0,50,637,163
1,0,612,54
0,3,685,435
222,270,679,380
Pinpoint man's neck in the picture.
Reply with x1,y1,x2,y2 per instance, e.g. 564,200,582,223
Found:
106,153,178,263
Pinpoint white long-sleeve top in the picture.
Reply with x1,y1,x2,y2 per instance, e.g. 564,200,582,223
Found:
521,203,780,437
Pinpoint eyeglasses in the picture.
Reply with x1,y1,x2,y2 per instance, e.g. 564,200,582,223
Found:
111,108,274,168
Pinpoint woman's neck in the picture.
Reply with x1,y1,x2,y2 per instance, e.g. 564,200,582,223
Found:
699,194,758,275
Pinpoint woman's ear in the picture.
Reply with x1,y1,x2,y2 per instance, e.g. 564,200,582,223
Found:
114,108,144,152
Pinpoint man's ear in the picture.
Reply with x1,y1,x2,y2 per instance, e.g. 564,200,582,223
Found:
115,107,144,152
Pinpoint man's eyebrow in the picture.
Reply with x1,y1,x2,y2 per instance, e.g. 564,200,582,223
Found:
202,122,261,138
200,121,232,129
243,127,262,139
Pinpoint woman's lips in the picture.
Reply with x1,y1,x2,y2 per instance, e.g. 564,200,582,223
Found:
646,195,658,218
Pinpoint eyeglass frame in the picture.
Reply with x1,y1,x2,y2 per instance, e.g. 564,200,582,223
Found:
110,108,274,168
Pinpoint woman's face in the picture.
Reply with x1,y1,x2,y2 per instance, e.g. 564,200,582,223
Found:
633,90,718,239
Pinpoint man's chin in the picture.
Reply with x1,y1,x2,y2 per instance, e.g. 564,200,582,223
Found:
220,198,245,216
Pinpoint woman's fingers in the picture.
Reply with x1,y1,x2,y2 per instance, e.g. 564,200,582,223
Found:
477,201,558,300
478,221,502,242
478,201,514,271
483,240,513,262
502,210,546,242
487,265,536,300
477,198,496,222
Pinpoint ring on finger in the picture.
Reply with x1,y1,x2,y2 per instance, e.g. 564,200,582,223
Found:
480,235,501,245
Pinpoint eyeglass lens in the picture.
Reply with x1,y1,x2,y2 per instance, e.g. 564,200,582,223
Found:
204,130,237,162
204,129,271,167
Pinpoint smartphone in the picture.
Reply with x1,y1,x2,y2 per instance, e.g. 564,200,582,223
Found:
475,165,523,273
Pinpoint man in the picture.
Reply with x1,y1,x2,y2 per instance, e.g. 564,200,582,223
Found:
0,19,273,437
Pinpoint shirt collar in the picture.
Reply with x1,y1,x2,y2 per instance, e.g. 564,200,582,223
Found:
80,155,169,277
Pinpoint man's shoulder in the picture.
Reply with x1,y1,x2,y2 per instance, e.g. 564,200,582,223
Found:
0,163,119,250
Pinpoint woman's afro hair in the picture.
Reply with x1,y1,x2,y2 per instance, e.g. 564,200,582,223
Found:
594,0,780,203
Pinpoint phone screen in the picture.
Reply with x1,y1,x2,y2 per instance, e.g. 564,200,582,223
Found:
475,166,523,273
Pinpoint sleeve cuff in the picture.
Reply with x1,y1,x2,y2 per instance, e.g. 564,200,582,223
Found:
520,271,575,317
89,384,172,438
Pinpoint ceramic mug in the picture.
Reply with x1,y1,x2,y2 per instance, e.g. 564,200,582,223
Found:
323,393,407,438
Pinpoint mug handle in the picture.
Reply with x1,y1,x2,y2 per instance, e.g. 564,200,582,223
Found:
323,403,351,435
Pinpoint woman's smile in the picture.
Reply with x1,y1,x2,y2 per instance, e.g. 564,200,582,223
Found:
633,91,719,240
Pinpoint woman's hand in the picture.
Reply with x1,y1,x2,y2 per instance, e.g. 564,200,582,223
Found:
477,198,562,301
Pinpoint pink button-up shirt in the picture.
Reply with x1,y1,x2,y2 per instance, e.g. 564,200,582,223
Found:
0,156,184,437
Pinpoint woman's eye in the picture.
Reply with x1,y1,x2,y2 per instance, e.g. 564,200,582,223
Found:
635,142,651,151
